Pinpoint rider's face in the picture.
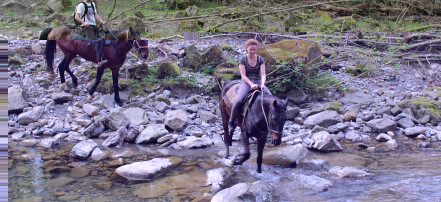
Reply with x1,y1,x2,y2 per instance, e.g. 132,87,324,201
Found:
246,45,257,56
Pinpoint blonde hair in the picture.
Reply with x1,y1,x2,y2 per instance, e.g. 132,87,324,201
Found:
244,39,259,52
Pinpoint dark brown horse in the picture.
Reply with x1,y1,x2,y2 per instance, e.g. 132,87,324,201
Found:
39,25,137,40
44,30,149,105
219,80,288,173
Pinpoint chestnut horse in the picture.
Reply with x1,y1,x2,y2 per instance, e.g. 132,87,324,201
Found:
219,80,288,173
44,30,148,106
39,25,137,40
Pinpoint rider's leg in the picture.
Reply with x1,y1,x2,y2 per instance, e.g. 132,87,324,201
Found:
84,26,94,40
228,80,250,133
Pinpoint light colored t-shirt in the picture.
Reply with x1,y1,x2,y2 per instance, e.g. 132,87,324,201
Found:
76,2,96,26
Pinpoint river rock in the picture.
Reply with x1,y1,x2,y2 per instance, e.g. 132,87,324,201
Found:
83,119,105,138
70,139,98,159
206,168,232,193
90,147,107,161
328,166,369,178
18,106,44,125
125,126,140,143
48,177,76,187
123,107,148,125
263,144,308,167
288,173,333,192
340,91,372,105
198,110,216,123
52,92,73,104
69,167,89,178
39,138,58,148
376,133,391,142
211,181,280,202
93,182,114,190
345,130,362,142
366,118,397,133
404,126,427,136
186,96,199,104
184,125,203,137
83,104,99,117
309,131,343,152
93,95,115,109
164,109,188,131
286,106,300,120
397,117,415,128
136,124,168,144
8,85,27,114
102,127,127,147
304,110,342,129
286,88,308,104
177,136,213,149
102,108,130,131
115,158,178,180
328,122,350,133
386,139,398,149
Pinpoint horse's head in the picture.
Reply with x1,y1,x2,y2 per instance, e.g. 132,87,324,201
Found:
128,27,149,59
269,99,287,146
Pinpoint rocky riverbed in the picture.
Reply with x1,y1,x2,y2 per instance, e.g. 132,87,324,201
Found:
8,39,441,201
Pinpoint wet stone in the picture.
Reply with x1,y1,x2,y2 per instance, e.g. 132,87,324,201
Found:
417,142,430,148
93,182,114,190
48,177,77,187
69,167,90,178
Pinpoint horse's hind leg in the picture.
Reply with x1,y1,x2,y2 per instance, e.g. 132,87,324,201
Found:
256,136,266,173
58,59,66,83
220,102,231,158
63,56,78,87
111,67,123,106
234,130,250,165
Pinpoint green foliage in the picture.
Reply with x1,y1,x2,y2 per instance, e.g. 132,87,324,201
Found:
201,65,215,75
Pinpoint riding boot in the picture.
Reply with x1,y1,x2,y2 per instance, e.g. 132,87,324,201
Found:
95,40,107,67
228,102,241,134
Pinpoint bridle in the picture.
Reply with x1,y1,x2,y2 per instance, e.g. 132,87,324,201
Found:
125,40,149,50
261,92,283,135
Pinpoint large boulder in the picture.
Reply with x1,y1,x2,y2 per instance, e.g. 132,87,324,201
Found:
185,5,200,16
8,85,27,114
117,17,146,33
211,181,280,202
123,107,148,126
263,144,308,167
397,97,441,124
47,0,71,13
102,108,130,131
404,126,427,136
157,59,181,79
136,124,168,144
202,45,227,68
206,168,232,193
18,106,44,125
366,118,397,133
164,109,188,131
308,131,343,152
286,88,308,105
182,45,202,70
115,158,181,181
128,63,149,80
70,140,98,159
304,110,342,129
197,110,216,123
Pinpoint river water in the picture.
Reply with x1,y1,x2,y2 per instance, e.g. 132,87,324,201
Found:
8,135,441,201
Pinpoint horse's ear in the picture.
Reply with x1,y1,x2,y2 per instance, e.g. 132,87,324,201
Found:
273,100,278,108
284,98,290,106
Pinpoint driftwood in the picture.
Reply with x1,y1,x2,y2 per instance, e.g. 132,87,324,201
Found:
401,33,440,44
317,3,402,16
401,39,441,50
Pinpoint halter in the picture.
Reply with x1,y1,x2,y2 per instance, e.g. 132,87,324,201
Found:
125,40,149,50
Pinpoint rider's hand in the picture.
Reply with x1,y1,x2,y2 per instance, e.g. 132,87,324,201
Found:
261,84,265,90
100,20,106,25
251,84,259,90
83,22,90,27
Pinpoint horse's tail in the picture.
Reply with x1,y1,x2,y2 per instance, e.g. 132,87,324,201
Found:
45,40,56,73
39,27,53,40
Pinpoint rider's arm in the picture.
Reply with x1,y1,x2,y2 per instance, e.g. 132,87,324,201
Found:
94,10,105,25
75,13,86,26
239,64,254,87
260,62,266,87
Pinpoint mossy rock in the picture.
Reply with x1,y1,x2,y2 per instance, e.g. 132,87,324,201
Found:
312,11,332,23
214,63,240,82
128,63,149,80
158,59,181,79
167,0,201,9
257,39,322,68
157,96,171,105
323,101,342,113
174,11,188,18
220,7,243,19
397,97,441,124
8,58,25,67
129,83,147,98
9,47,33,57
238,18,262,32
284,14,305,32
220,44,234,52
117,17,146,33
185,5,200,17
183,45,202,70
334,16,357,31
179,20,200,32
202,45,227,68
345,63,369,77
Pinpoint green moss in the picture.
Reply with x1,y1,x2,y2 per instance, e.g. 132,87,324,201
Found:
158,59,181,79
323,101,341,112
157,96,171,105
220,44,234,52
345,63,370,77
397,97,441,118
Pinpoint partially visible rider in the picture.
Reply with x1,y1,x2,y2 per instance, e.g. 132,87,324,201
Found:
74,0,107,66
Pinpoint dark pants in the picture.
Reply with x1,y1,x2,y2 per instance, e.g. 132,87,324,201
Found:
84,26,104,62
229,79,272,124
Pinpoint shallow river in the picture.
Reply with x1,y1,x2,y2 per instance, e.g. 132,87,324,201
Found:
8,136,441,201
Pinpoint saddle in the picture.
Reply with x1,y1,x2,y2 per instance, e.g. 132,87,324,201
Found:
224,82,261,119
71,27,106,40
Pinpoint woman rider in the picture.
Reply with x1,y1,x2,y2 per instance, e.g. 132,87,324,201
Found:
228,39,272,133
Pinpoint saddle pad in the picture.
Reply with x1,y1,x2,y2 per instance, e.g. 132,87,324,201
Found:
224,83,240,108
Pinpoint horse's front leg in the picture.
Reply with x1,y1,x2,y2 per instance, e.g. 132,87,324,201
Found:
256,133,267,173
220,106,231,158
58,59,66,83
111,68,123,106
234,130,250,165
63,57,78,87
